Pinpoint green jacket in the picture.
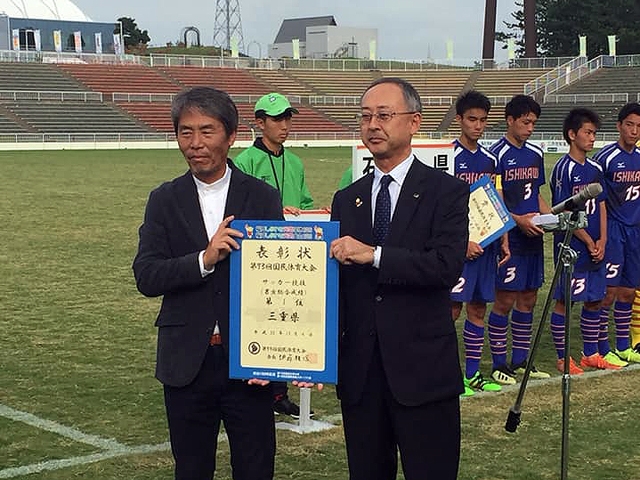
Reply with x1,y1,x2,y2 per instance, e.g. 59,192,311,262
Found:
233,138,314,210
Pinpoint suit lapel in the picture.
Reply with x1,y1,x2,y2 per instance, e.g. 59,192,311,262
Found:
224,162,248,217
386,158,428,245
350,174,374,244
174,171,209,248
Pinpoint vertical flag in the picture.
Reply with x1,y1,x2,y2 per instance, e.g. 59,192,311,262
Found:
34,29,41,51
507,38,516,60
292,38,300,60
608,35,616,56
446,40,454,61
53,30,62,52
231,36,238,57
113,33,123,55
95,32,102,54
74,31,82,53
369,39,376,60
579,35,587,57
12,29,19,50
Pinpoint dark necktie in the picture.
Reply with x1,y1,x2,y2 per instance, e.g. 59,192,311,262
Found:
373,175,393,246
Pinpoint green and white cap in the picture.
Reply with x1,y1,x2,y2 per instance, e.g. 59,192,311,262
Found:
254,92,299,117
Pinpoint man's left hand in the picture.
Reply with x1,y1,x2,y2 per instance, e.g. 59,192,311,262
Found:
330,236,375,265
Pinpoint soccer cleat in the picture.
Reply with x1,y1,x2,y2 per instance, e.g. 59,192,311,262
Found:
465,371,502,392
580,352,622,370
273,396,314,419
491,365,517,385
603,351,628,367
511,361,551,379
461,384,475,397
615,348,640,363
556,357,584,375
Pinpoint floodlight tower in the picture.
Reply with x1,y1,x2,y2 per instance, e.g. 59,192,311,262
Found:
213,0,245,53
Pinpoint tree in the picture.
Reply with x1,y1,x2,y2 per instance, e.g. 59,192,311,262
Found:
497,0,640,58
115,17,151,51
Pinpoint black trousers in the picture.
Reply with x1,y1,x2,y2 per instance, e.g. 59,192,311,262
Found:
341,345,461,480
163,345,275,480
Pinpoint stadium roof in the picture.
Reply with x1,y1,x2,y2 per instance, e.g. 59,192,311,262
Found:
273,16,337,44
0,0,92,22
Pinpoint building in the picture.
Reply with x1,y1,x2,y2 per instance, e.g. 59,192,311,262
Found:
0,0,121,54
268,15,378,60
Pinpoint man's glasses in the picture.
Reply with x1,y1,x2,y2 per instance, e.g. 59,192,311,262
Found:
355,111,417,124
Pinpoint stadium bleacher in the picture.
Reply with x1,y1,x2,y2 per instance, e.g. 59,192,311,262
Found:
0,57,638,137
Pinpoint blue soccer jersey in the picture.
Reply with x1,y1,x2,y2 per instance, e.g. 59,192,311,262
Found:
451,140,500,302
453,139,498,185
594,142,640,226
550,154,606,271
491,137,546,254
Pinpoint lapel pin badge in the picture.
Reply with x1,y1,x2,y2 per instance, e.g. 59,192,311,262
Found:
355,197,363,207
413,193,420,199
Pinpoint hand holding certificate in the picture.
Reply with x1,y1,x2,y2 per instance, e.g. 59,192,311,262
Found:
468,176,515,248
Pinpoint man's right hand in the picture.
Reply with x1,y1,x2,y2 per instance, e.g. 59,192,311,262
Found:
203,215,243,269
466,241,484,260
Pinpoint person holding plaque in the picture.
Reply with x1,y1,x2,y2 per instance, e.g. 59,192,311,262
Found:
330,77,469,480
233,92,314,418
450,90,510,396
133,87,283,480
487,95,552,385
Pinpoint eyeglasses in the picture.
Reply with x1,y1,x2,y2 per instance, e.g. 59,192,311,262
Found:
355,111,417,124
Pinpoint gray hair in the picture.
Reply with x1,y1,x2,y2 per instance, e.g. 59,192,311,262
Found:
171,87,238,136
361,77,422,113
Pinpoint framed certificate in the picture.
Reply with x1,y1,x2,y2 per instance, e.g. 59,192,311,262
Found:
468,176,515,248
228,220,339,384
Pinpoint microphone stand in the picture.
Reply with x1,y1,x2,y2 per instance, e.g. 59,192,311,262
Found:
505,210,587,480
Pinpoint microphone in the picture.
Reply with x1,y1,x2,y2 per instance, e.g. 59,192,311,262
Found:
550,183,603,215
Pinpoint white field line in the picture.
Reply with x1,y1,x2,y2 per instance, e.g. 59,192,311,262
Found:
0,443,171,479
0,404,126,450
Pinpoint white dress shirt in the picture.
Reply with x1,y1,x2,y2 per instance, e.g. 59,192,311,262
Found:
371,153,413,268
192,165,232,277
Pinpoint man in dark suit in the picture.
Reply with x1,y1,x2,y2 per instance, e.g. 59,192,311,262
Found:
330,78,469,480
133,87,283,480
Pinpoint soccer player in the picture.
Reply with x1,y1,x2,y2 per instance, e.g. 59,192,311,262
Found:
594,102,640,364
233,92,314,417
549,108,624,374
450,90,509,396
487,94,551,385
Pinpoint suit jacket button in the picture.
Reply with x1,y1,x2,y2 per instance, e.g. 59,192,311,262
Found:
375,295,383,302
369,330,375,336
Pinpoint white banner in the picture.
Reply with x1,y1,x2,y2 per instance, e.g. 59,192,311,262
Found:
53,30,62,52
446,40,454,60
113,33,123,56
292,38,300,60
579,35,587,57
369,39,376,61
231,36,238,58
11,29,19,50
507,38,515,60
95,32,102,54
34,29,41,52
352,141,455,183
74,31,82,53
608,35,616,57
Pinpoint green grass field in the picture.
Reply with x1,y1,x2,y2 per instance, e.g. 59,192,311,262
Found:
1,147,639,479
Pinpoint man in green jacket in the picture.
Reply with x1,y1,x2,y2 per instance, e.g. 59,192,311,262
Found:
233,92,314,417
233,92,314,215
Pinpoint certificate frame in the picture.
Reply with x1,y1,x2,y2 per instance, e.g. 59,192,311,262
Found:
229,220,339,384
468,176,515,248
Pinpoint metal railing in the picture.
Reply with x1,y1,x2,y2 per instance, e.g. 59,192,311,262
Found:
0,90,103,102
544,93,629,104
0,49,140,65
524,56,586,95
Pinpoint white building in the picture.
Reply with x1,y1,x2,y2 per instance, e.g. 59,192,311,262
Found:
268,16,378,59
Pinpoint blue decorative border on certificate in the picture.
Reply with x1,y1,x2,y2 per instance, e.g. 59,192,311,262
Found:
471,175,516,248
229,220,340,384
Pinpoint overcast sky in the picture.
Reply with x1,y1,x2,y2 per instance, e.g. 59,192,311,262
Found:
72,0,519,62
